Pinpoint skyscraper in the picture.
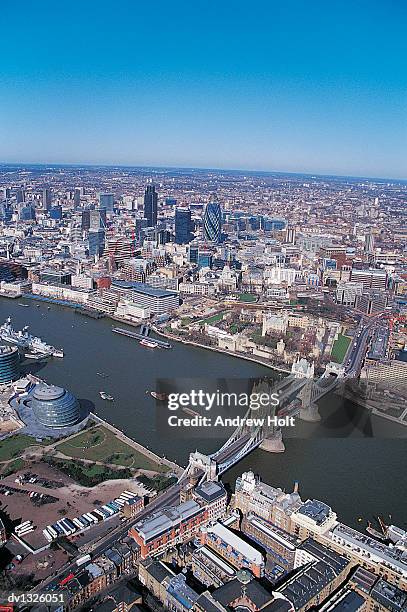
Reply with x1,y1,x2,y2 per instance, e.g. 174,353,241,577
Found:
175,207,193,244
203,202,222,243
74,187,82,209
286,225,296,244
364,232,375,254
143,184,158,227
88,229,105,257
19,205,36,221
189,244,199,264
43,187,52,211
50,205,62,220
90,208,107,231
15,188,24,204
81,209,91,230
99,192,114,214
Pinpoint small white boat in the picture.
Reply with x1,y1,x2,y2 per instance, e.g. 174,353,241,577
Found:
140,339,159,349
99,391,114,401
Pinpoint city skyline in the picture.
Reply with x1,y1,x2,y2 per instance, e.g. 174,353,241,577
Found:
1,161,407,184
1,1,406,179
0,157,405,610
0,1,406,607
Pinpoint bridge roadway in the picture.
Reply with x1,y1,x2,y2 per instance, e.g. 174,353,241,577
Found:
345,320,374,376
213,432,252,465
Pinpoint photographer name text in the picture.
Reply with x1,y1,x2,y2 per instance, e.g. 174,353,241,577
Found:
167,415,295,428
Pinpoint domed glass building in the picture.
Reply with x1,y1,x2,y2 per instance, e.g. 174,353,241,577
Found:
31,384,81,428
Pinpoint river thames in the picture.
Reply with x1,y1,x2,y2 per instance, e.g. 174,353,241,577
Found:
1,297,406,530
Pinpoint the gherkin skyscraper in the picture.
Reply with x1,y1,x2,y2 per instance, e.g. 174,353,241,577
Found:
203,202,222,242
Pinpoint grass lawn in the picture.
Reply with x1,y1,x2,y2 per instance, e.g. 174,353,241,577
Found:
0,458,26,476
138,474,177,492
45,457,133,487
180,317,192,327
239,293,257,303
250,330,263,342
0,434,51,462
199,312,225,325
331,333,351,363
55,426,168,472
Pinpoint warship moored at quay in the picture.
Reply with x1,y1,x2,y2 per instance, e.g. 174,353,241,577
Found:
0,317,64,358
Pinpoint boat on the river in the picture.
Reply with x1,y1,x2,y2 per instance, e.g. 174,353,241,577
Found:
0,317,64,357
182,407,200,417
99,391,114,401
366,521,387,542
140,338,159,349
150,391,168,401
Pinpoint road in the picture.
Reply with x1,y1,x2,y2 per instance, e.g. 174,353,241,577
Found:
344,317,377,376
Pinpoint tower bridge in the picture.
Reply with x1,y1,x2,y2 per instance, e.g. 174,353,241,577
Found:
180,361,347,484
179,317,375,485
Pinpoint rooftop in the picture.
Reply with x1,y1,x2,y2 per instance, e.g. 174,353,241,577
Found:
142,559,175,584
32,384,65,401
134,499,201,542
206,522,264,566
297,499,332,525
332,523,407,575
195,480,226,503
196,545,236,576
320,588,365,612
371,578,407,611
167,574,199,610
300,538,349,575
278,560,337,609
112,280,178,298
212,576,274,609
248,515,298,551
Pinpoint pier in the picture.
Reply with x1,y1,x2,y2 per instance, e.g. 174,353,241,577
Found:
112,326,172,348
75,308,105,319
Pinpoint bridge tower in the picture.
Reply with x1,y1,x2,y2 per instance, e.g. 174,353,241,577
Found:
182,451,218,482
252,379,285,453
297,378,321,422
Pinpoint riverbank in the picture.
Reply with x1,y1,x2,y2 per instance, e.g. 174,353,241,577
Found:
15,293,291,376
152,326,292,375
2,295,405,529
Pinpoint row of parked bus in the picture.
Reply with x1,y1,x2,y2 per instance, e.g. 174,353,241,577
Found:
15,521,35,537
42,490,139,543
112,490,137,508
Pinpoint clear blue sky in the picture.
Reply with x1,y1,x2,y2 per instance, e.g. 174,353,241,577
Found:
1,0,406,178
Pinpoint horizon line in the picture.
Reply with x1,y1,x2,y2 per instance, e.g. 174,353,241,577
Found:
0,160,406,184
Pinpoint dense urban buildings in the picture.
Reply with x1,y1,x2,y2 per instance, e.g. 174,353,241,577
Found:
0,163,405,611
